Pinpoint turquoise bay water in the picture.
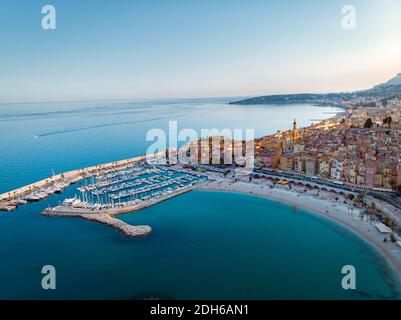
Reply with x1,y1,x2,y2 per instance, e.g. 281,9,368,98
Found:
1,98,400,299
1,190,400,299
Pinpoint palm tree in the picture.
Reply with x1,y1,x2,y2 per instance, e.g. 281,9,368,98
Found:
364,118,373,128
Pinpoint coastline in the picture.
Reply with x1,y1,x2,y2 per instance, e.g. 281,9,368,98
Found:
197,179,401,282
1,100,400,286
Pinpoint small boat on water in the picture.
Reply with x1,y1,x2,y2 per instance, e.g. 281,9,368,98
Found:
0,205,16,212
53,181,69,193
46,187,57,194
16,199,27,205
25,190,48,202
25,194,40,202
69,176,83,184
62,198,77,205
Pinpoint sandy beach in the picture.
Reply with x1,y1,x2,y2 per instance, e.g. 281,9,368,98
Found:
197,177,401,281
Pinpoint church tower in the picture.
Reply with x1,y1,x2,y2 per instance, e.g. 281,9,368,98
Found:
292,119,299,144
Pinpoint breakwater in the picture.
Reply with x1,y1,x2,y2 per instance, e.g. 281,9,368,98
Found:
42,184,200,237
43,210,151,238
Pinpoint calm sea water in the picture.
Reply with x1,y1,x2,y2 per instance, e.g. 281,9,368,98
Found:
0,98,341,193
1,98,400,299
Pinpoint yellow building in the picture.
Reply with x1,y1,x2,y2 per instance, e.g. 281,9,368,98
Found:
374,174,383,188
344,162,357,184
398,163,401,186
305,158,317,176
293,144,305,154
279,155,294,171
296,157,305,173
318,159,331,178
357,175,365,186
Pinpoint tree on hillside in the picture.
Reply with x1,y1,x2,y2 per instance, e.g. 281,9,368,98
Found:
383,116,392,127
364,118,373,128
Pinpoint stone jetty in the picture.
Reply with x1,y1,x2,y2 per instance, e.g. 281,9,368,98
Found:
41,183,200,238
43,209,151,238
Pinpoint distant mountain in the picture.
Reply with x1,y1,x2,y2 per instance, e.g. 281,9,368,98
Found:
230,73,401,107
374,73,401,88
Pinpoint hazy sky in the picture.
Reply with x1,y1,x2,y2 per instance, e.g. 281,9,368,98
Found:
1,0,401,102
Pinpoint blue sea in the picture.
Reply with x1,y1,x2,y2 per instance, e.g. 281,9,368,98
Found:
1,98,400,299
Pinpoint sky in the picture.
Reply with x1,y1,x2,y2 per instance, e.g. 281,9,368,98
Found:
1,0,401,102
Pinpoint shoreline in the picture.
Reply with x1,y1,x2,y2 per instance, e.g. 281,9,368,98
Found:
2,102,401,282
197,179,401,282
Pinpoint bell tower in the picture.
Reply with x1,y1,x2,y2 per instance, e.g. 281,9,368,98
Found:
292,119,298,144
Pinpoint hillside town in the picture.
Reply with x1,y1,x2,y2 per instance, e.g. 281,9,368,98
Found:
254,107,401,192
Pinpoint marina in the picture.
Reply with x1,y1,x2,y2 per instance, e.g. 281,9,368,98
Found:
0,155,152,204
48,163,207,212
0,154,208,237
